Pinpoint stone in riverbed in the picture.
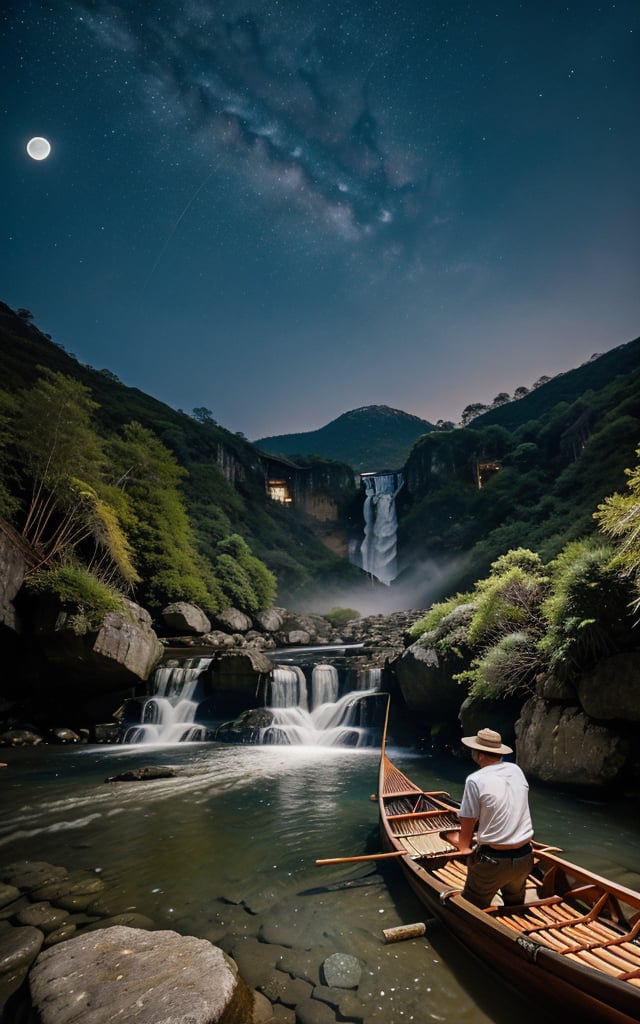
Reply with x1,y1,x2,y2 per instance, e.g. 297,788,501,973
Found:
321,952,362,989
0,924,45,1003
105,764,179,782
28,924,250,1024
1,861,68,895
15,901,69,934
293,996,337,1024
0,883,20,911
222,935,288,989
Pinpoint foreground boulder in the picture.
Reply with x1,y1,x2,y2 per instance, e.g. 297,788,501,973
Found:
28,925,252,1024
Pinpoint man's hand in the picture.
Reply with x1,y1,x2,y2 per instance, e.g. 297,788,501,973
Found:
443,829,473,855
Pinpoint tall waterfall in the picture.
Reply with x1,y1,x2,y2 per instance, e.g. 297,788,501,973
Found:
260,663,382,747
359,471,403,584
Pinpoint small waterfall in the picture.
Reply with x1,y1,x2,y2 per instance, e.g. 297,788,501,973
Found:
268,666,309,710
120,658,211,744
359,471,403,585
259,662,383,747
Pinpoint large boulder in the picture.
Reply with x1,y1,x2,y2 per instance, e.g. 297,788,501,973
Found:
27,925,252,1024
577,653,640,721
33,597,164,686
161,602,212,636
394,641,464,721
516,698,630,787
200,650,275,716
215,607,253,633
254,608,285,633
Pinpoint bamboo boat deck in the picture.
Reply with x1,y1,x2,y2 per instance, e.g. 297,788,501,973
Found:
379,752,640,1001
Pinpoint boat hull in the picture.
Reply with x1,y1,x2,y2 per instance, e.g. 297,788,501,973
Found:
378,752,640,1024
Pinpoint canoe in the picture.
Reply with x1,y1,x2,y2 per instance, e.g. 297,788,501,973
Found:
379,748,640,1024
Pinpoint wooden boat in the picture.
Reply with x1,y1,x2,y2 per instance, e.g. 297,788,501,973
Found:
379,747,640,1024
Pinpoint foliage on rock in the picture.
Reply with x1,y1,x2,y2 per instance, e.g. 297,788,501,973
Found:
26,563,126,633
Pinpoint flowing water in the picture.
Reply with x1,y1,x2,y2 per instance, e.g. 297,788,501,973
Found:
359,471,403,585
2,740,639,1023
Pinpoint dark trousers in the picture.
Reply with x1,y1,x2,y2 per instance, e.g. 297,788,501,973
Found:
462,845,534,909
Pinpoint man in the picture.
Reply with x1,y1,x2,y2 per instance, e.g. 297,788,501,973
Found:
450,727,534,908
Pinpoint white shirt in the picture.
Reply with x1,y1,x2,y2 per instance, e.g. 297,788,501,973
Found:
459,760,533,847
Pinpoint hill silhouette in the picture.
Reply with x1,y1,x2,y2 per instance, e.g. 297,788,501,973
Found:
255,405,435,473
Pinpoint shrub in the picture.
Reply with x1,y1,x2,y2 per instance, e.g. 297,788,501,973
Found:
324,607,361,628
26,563,125,633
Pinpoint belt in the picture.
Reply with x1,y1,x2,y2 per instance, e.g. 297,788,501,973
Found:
479,842,532,860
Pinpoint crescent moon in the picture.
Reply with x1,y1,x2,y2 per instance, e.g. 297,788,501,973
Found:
27,137,51,161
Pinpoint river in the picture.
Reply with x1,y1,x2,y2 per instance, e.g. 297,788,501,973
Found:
2,738,639,1023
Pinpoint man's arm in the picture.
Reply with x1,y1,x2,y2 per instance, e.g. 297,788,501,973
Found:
451,816,476,855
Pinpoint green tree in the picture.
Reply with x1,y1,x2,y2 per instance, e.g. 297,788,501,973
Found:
594,443,640,608
540,538,637,679
11,370,136,586
214,533,276,613
110,422,223,612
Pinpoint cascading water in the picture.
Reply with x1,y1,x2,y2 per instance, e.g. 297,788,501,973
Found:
260,663,383,747
359,471,403,584
120,658,212,744
120,651,385,748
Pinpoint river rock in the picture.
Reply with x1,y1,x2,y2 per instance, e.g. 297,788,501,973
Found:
0,924,44,976
201,650,274,716
216,607,253,633
293,997,336,1024
321,952,361,989
28,925,249,1024
577,652,640,721
105,765,179,783
162,602,212,635
48,727,81,744
1,862,68,894
15,902,69,934
0,884,20,911
254,608,285,632
215,708,274,744
516,698,630,787
0,729,43,747
223,936,289,989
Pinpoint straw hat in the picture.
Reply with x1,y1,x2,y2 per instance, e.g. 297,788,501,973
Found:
461,727,512,755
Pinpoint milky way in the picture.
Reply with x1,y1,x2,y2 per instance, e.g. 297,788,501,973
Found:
3,0,639,437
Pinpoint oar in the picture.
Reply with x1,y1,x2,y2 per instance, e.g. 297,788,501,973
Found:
316,851,408,866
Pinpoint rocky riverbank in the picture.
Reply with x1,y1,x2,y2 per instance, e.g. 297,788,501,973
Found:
0,856,394,1024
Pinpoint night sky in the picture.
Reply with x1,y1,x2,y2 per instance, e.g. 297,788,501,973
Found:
3,0,639,439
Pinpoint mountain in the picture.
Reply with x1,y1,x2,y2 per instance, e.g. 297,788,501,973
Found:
255,405,435,473
0,301,361,608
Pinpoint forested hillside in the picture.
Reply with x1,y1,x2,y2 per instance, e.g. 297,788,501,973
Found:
0,302,361,618
398,337,640,594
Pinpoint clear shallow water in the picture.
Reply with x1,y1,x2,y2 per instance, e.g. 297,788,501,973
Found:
2,742,639,1023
